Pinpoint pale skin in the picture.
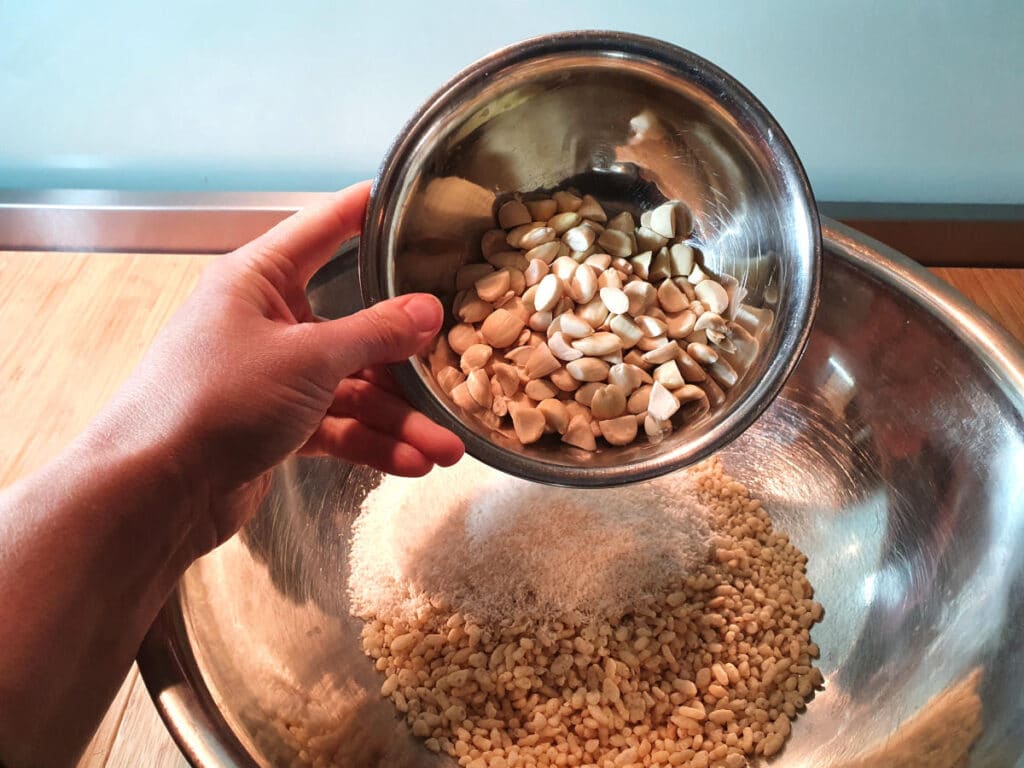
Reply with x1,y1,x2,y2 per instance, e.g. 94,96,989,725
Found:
0,182,465,767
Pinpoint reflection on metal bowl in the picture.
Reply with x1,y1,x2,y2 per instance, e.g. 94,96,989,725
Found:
360,31,821,487
140,220,1024,767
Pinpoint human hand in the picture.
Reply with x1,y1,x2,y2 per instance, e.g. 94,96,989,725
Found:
86,181,464,553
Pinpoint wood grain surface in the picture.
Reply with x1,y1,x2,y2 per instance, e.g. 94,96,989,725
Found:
0,251,1020,768
0,251,209,768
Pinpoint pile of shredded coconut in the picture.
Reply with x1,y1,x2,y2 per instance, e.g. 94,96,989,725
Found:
347,456,711,625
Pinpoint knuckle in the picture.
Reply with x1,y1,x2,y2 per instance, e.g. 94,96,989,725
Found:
360,305,408,354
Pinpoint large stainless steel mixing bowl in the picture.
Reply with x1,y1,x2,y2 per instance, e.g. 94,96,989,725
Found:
360,31,821,487
140,220,1024,767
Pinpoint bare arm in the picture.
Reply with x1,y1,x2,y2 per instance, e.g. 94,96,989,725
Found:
0,182,464,766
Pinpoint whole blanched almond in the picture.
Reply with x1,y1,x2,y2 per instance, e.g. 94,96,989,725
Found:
525,198,557,221
611,257,633,276
519,226,556,250
524,241,561,265
505,222,543,248
549,331,584,362
598,228,633,258
642,340,680,365
599,415,638,446
528,311,553,332
590,384,627,420
636,315,668,338
475,269,511,302
608,363,650,393
498,199,531,229
573,381,603,407
658,278,689,313
676,349,708,383
598,268,623,290
649,201,678,239
451,381,482,413
562,224,596,252
708,357,739,388
548,211,581,235
447,323,479,355
636,334,669,352
460,343,493,373
550,255,578,282
533,273,564,313
553,190,582,213
610,314,643,347
628,384,653,414
528,257,552,286
566,357,610,382
576,296,610,329
695,279,730,314
676,383,708,403
584,252,613,270
570,264,598,303
687,342,719,365
666,310,697,339
572,332,622,357
457,294,492,323
549,367,580,392
524,378,558,401
599,286,629,315
559,312,594,339
480,308,525,347
624,281,657,315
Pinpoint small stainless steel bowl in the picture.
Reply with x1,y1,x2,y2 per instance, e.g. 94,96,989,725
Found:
360,30,821,487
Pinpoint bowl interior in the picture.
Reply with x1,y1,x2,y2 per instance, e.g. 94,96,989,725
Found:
362,34,819,485
150,227,1024,767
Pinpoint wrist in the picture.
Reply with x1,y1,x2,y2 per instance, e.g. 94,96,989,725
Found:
72,418,212,566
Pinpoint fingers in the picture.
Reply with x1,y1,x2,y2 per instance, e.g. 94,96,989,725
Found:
329,378,464,467
308,293,444,379
243,181,372,286
353,366,402,396
303,418,435,477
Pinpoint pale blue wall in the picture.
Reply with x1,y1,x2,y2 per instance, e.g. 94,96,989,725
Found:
1,1,1022,203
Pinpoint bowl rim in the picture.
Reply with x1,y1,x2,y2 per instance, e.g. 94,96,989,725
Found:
359,29,822,487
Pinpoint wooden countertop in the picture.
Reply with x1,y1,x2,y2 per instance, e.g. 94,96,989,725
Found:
0,250,1021,768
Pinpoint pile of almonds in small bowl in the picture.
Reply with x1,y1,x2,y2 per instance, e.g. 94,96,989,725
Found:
427,190,757,450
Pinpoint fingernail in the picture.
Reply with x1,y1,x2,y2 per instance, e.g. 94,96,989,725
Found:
401,294,442,334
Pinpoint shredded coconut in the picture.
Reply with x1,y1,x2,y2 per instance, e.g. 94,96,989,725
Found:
348,456,711,625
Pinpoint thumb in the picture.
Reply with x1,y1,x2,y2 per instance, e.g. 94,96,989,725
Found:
313,293,444,378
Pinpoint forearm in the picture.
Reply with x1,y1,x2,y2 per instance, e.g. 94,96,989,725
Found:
0,428,203,767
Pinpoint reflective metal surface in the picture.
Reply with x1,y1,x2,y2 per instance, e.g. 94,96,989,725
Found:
360,31,821,487
140,220,1024,767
